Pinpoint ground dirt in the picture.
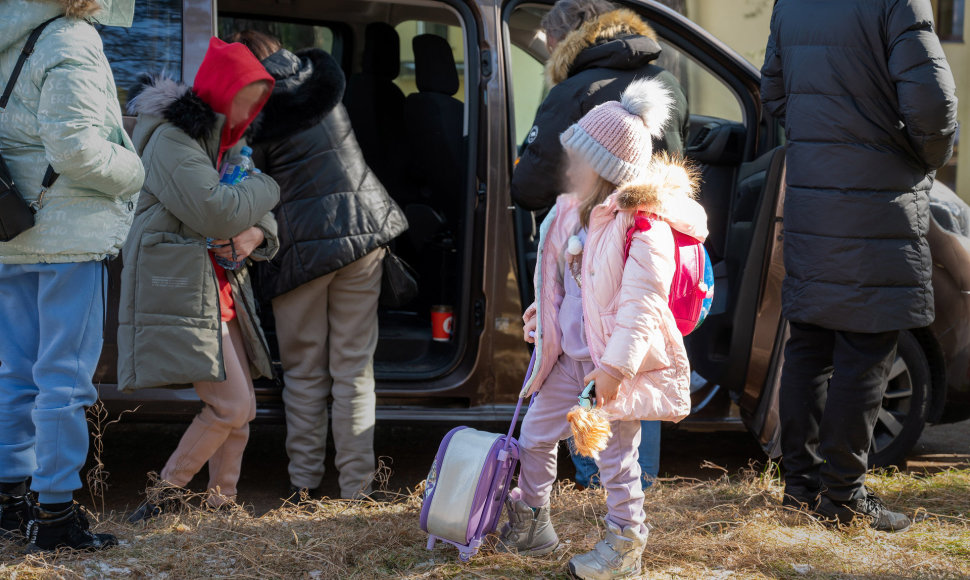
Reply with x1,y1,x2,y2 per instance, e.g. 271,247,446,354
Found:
1,416,968,578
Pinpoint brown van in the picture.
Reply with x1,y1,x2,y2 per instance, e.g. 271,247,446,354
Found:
92,0,970,468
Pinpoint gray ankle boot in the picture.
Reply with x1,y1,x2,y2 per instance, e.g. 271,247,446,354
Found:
568,520,648,579
496,489,559,556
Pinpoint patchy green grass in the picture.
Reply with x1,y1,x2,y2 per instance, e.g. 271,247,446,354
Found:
2,467,969,579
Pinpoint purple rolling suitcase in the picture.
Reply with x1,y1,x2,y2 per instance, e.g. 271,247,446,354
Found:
419,354,534,561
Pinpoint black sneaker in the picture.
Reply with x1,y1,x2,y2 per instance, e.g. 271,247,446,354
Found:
128,485,185,523
26,502,117,552
0,490,32,542
283,485,319,503
127,500,164,523
816,491,912,533
781,486,820,511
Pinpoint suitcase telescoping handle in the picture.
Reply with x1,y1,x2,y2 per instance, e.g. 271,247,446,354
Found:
500,351,536,457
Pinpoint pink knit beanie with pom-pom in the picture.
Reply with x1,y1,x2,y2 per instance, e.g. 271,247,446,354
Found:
560,78,673,185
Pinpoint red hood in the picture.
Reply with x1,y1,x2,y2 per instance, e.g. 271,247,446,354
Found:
193,37,275,163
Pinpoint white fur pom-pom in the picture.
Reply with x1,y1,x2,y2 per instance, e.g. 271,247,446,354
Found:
620,78,673,139
567,235,584,256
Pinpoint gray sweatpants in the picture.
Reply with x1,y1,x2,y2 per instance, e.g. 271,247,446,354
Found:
272,250,382,499
518,353,647,534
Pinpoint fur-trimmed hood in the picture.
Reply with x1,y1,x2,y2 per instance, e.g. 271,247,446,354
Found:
614,154,708,243
252,48,346,143
546,8,661,86
126,75,219,154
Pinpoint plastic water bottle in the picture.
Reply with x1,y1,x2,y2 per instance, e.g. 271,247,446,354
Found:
208,147,256,270
219,146,255,185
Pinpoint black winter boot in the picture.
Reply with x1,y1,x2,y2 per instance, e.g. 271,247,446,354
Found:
0,486,31,542
283,484,320,504
781,486,820,511
26,502,117,552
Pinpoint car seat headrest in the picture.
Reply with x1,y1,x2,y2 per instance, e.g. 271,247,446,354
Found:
413,34,460,96
363,22,401,80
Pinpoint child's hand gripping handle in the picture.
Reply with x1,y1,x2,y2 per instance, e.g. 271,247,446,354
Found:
567,379,613,460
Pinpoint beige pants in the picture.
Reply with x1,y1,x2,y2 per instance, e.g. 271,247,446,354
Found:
160,319,257,507
273,249,382,498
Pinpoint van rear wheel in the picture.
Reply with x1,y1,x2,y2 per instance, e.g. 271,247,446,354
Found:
868,330,931,468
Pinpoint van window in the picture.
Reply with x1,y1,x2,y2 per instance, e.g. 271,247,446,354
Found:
217,18,339,62
395,21,465,102
656,42,743,124
507,43,546,146
97,0,183,106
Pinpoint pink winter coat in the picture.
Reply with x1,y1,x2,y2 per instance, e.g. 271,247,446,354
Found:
520,158,708,423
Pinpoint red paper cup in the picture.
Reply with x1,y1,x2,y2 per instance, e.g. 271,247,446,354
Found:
431,306,454,342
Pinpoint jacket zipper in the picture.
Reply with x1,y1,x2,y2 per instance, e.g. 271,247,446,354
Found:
524,204,558,397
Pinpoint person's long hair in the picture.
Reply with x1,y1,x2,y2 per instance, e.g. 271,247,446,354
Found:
226,30,282,61
578,176,617,229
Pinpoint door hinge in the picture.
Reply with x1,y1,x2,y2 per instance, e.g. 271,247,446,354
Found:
477,181,487,203
474,298,486,329
480,49,492,79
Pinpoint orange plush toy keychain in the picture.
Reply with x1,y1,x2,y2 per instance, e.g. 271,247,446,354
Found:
567,380,613,459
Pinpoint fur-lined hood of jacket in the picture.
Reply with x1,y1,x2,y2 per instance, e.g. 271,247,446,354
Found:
253,48,346,143
612,154,707,243
546,8,660,86
127,75,221,154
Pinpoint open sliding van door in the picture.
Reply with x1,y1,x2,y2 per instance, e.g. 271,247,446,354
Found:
693,146,787,455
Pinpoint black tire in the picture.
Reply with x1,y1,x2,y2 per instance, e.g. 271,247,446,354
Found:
868,330,932,468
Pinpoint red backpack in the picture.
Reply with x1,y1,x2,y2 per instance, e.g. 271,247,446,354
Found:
624,212,714,336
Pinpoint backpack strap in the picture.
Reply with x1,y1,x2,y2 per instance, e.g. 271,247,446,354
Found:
0,16,62,200
623,211,655,259
1,16,62,109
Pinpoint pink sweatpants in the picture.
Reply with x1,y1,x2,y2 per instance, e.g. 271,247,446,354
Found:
160,320,257,506
518,354,647,534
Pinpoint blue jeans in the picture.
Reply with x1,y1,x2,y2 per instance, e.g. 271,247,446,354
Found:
570,420,661,490
0,262,105,504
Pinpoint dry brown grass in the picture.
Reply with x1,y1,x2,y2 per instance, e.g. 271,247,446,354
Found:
1,464,969,579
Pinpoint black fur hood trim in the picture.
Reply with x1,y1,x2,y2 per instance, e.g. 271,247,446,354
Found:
252,48,347,143
127,75,218,141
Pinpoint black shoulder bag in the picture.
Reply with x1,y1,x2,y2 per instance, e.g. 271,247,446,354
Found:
0,16,61,242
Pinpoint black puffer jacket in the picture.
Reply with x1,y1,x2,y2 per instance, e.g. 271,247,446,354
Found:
251,48,408,300
762,0,958,333
511,9,688,211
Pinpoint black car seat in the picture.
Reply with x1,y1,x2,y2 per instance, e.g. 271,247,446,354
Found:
345,23,407,193
404,34,465,227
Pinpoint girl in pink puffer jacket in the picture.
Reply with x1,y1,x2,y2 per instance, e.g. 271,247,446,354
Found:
498,79,708,580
